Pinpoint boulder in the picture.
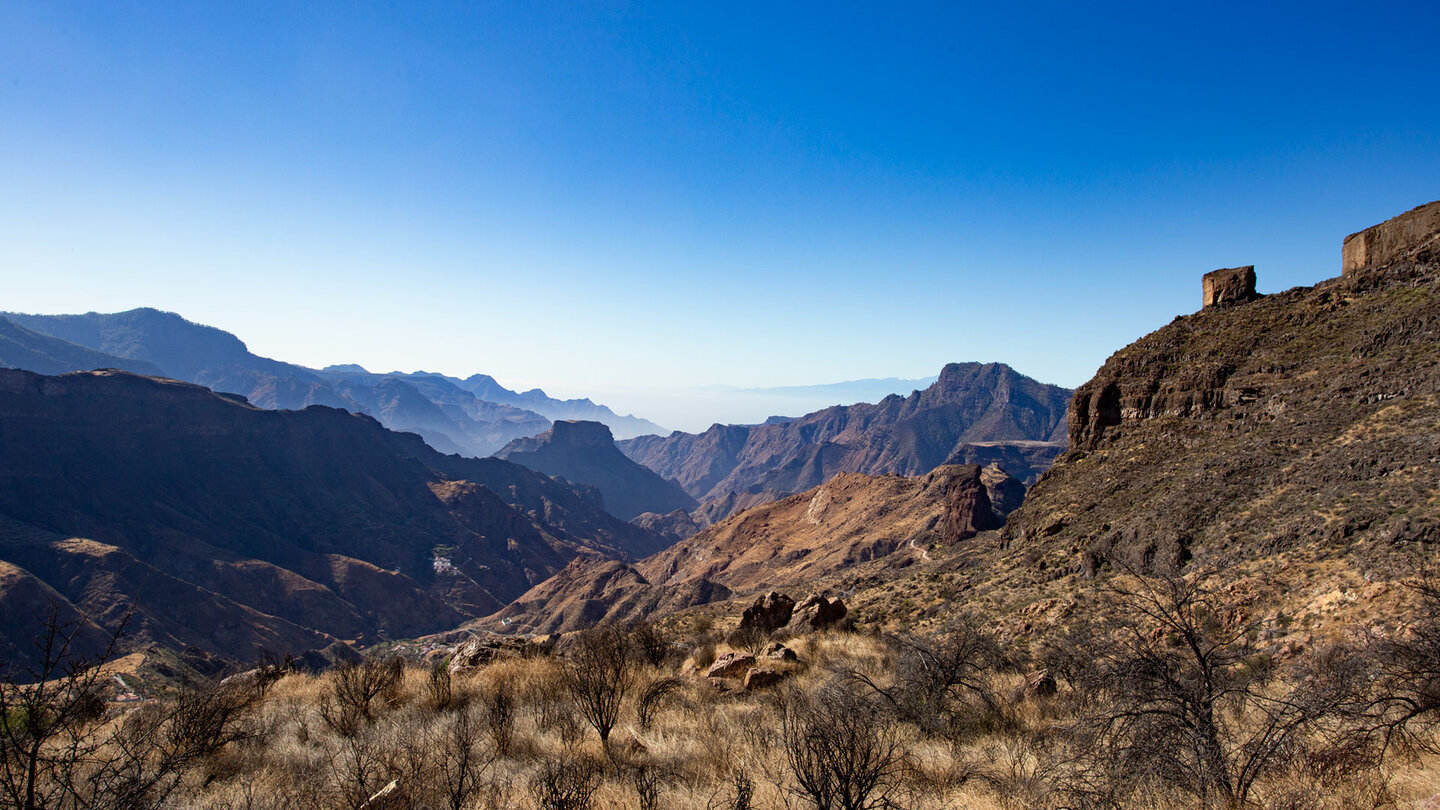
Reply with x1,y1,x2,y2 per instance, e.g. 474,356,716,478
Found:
761,642,798,662
706,652,757,679
447,635,534,675
744,666,789,691
1023,668,1057,697
738,592,796,634
783,594,848,633
1342,200,1440,274
1201,266,1258,309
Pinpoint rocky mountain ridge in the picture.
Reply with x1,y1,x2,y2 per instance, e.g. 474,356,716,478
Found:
479,463,1024,633
618,362,1069,521
2,308,661,456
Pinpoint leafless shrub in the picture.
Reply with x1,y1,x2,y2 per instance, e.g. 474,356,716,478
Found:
707,767,755,810
425,659,453,711
561,627,635,744
1360,566,1440,757
629,620,672,669
318,657,404,737
1062,565,1368,809
782,678,906,810
637,677,684,729
726,624,770,656
850,614,1003,739
481,680,515,755
529,756,601,810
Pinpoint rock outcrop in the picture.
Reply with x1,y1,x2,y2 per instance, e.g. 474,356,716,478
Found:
497,421,697,523
706,652,756,679
738,592,797,634
784,593,848,633
1201,266,1258,308
1342,200,1440,275
1008,201,1440,574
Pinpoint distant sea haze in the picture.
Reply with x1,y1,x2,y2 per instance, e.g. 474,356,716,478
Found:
580,376,940,434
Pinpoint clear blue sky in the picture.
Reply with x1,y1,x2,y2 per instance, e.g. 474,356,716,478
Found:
3,2,1438,427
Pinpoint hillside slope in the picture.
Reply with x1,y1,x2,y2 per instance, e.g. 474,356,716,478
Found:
480,464,1022,633
0,316,163,376
1006,201,1440,577
0,369,664,670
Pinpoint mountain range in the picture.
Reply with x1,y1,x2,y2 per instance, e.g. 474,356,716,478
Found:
0,368,664,673
618,361,1069,521
0,308,663,456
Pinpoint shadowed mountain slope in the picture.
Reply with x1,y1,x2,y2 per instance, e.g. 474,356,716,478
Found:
2,308,649,456
0,369,665,670
496,420,697,520
618,362,1069,520
0,316,163,376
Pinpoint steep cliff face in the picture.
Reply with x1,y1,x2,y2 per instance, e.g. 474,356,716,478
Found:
0,369,662,669
1009,205,1440,573
619,362,1069,521
496,420,697,524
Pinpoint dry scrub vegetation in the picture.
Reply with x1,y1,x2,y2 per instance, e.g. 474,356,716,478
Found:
7,566,1440,809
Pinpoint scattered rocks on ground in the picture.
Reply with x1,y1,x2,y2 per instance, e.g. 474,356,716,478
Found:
744,666,789,691
706,652,757,679
761,641,798,662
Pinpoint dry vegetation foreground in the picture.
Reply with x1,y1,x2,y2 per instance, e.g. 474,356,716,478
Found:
7,563,1440,810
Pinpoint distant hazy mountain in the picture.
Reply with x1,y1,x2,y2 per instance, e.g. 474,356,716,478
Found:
619,362,1070,521
496,420,697,520
2,308,650,457
0,316,164,376
0,368,665,670
408,371,666,439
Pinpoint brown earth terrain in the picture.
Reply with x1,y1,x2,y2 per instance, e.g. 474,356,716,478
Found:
479,463,1023,633
0,369,665,674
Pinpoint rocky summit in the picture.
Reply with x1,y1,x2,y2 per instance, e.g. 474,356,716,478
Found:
495,420,697,521
619,361,1069,522
1008,203,1440,580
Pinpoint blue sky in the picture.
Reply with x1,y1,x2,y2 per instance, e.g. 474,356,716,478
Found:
3,2,1439,429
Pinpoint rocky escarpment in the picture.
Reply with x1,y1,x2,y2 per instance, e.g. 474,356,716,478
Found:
1008,200,1440,573
620,362,1069,522
496,420,697,522
0,369,663,671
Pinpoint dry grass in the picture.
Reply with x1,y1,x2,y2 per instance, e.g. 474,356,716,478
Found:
16,621,1440,810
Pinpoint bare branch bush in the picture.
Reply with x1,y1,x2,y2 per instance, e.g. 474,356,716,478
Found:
782,678,906,810
560,627,635,744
